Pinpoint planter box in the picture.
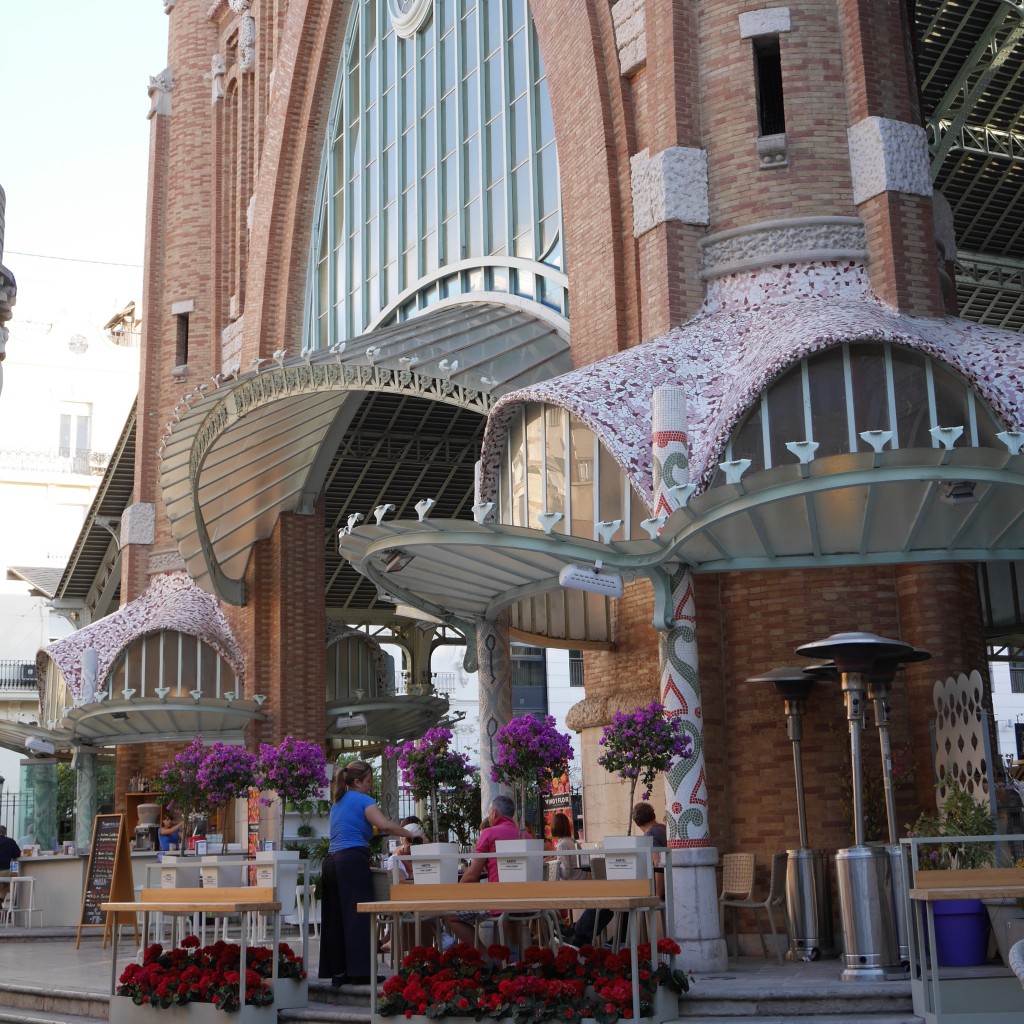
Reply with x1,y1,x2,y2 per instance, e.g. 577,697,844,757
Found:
410,843,460,884
270,977,307,1009
200,856,246,889
160,856,202,888
604,836,653,880
109,998,276,1023
254,850,300,910
495,839,545,882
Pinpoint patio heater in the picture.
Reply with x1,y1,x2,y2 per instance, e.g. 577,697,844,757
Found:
796,631,912,981
868,646,931,967
747,667,835,960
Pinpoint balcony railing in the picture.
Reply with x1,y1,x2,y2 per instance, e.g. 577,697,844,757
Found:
0,660,37,692
0,448,109,476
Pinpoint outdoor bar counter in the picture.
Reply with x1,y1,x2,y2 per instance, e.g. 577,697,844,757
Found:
14,851,162,927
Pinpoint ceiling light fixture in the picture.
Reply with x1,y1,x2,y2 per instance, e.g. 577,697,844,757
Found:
939,481,977,505
383,549,415,572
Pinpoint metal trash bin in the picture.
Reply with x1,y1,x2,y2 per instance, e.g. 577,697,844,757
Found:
835,844,900,980
785,847,836,960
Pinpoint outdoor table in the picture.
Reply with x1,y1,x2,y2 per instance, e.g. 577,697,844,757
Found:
102,888,281,1011
359,879,664,1023
907,868,1024,1024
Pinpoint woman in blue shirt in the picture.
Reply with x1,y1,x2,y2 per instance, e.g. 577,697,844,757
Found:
318,760,413,987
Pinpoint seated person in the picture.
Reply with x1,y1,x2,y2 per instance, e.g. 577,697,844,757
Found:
565,804,665,947
383,822,434,950
0,826,21,906
158,814,184,851
444,794,520,948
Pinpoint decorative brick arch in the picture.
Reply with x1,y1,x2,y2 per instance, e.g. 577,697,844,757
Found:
242,0,351,362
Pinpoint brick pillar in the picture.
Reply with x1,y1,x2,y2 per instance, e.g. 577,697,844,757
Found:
838,0,945,316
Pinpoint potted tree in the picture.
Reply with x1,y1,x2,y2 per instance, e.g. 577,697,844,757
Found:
490,715,573,881
908,776,997,967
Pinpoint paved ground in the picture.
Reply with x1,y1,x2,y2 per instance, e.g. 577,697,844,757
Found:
0,924,912,1003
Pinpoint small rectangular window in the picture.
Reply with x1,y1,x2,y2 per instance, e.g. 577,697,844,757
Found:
754,36,786,137
569,650,584,687
175,313,190,366
1010,663,1024,695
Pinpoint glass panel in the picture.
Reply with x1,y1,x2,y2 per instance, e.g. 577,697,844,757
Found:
889,345,931,449
849,344,890,441
765,364,805,469
730,399,765,473
569,416,595,539
544,405,566,530
807,345,851,454
932,360,972,439
525,404,544,528
487,180,506,254
509,409,527,527
629,486,649,540
510,95,529,169
598,445,624,529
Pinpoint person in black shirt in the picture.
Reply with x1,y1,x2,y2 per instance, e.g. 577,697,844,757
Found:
0,826,21,871
0,826,22,907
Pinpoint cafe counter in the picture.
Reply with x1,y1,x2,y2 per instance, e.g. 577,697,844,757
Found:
15,851,161,928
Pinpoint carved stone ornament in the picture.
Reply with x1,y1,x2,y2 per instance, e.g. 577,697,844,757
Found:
147,68,173,119
208,53,226,103
388,0,433,39
163,0,177,12
238,11,255,73
227,0,251,12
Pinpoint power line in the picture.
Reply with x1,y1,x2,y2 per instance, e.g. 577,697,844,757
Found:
6,250,143,269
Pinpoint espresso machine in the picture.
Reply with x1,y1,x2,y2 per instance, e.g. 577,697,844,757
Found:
134,823,159,851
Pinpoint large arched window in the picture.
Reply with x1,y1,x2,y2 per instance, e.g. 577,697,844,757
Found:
717,342,1006,486
306,0,563,348
496,403,651,541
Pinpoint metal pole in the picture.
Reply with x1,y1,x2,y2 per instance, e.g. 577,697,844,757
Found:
843,670,868,848
785,699,810,849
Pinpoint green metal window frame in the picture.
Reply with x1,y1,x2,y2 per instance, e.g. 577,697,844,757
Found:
718,341,1006,482
305,0,565,351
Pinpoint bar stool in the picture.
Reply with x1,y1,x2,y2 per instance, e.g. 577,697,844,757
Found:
3,877,42,928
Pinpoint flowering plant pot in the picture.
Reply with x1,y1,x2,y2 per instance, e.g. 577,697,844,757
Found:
378,940,690,1024
597,703,692,834
490,716,574,832
115,936,305,1014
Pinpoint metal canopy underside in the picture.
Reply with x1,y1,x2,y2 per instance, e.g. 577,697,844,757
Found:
55,698,266,748
918,0,1024,331
339,444,1024,633
326,694,449,751
159,303,569,605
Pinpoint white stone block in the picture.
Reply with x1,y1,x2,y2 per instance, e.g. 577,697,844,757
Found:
848,116,932,205
739,7,791,39
121,503,155,547
631,147,709,237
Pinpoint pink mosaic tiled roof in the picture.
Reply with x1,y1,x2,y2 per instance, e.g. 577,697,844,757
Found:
480,269,1024,505
42,571,245,696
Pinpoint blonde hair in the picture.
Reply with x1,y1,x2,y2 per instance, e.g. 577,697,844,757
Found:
331,760,372,803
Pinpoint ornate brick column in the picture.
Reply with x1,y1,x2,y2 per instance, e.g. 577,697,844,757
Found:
652,385,726,971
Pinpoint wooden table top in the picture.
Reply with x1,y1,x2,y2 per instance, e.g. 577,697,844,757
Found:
102,899,281,914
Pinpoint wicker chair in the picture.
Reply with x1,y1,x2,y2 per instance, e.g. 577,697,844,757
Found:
718,853,756,959
1009,938,1024,991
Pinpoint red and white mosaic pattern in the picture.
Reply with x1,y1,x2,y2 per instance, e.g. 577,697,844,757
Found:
479,264,1024,505
43,571,245,696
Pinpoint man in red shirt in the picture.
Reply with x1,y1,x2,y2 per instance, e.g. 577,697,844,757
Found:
445,794,519,945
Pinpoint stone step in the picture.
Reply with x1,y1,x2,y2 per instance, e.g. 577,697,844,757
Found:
0,1009,101,1024
676,1017,921,1024
0,986,110,1021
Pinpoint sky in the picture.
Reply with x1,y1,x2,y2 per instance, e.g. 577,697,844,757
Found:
1,3,169,327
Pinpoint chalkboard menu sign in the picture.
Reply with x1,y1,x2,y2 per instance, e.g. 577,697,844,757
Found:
76,813,134,948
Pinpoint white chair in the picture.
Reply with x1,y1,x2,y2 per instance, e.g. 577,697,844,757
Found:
3,876,42,928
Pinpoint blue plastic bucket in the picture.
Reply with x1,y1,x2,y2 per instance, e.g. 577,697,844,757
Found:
932,898,989,967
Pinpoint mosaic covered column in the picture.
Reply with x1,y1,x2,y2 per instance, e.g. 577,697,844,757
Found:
476,613,513,814
74,751,97,851
379,752,400,823
652,385,727,971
